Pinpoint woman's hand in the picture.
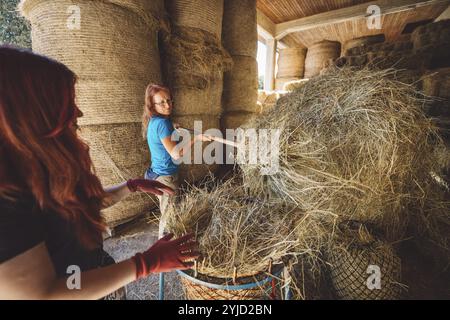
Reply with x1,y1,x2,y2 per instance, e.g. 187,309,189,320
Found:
127,179,175,196
132,233,200,278
195,134,213,142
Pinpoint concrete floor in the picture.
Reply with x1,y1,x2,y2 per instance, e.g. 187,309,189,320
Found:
103,215,185,300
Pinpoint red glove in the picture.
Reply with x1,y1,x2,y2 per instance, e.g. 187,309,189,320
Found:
132,233,200,279
127,179,175,196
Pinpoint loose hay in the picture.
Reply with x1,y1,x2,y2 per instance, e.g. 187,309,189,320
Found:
165,177,301,279
241,67,450,253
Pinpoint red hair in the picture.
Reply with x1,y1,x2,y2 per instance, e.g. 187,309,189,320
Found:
0,46,106,249
141,84,171,139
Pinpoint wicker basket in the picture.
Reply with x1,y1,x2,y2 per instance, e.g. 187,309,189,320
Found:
327,221,403,300
178,265,283,300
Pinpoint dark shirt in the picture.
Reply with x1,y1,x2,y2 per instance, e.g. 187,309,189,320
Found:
0,196,114,277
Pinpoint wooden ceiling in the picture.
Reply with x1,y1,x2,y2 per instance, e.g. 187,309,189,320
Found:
257,0,450,48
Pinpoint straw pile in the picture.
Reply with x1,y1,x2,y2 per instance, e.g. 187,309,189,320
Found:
165,177,300,278
221,0,259,130
241,66,450,258
20,0,164,225
163,0,230,182
165,67,449,298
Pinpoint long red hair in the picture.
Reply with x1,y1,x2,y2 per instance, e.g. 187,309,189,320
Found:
0,46,106,249
141,84,172,139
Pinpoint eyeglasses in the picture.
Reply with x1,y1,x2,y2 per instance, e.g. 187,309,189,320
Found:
154,99,173,106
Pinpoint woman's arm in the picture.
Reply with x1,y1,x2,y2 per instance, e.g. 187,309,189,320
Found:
161,134,212,161
0,243,135,300
0,234,198,300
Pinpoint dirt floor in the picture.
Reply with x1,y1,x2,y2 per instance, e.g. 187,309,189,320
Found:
103,214,185,300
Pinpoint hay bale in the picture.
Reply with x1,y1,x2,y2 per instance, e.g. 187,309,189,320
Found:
257,90,268,103
276,47,307,78
275,77,299,91
304,40,341,78
222,0,257,58
20,0,161,81
223,55,259,113
166,0,224,40
221,111,257,130
171,78,223,116
75,80,148,125
341,33,385,56
241,67,450,247
162,26,232,90
79,123,153,226
283,79,310,92
412,20,450,50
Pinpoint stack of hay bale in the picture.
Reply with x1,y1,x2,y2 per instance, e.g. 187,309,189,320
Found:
20,0,164,227
221,0,259,130
275,47,307,90
304,40,341,78
163,0,231,183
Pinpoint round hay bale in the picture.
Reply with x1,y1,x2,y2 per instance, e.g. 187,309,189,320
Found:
257,90,268,104
75,79,148,125
171,78,223,116
304,40,341,79
79,123,153,225
223,55,258,113
20,0,161,80
222,0,257,57
166,0,224,40
342,34,385,56
162,26,233,90
221,111,257,130
283,79,310,92
276,47,307,78
275,77,299,91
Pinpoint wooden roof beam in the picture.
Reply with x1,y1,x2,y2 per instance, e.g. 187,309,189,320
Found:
275,0,450,40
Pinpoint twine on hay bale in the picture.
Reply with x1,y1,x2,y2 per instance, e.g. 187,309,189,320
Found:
240,67,450,255
166,0,224,41
78,123,156,225
222,0,258,58
223,56,259,113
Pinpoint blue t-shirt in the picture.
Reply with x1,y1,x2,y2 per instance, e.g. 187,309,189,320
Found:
147,116,179,176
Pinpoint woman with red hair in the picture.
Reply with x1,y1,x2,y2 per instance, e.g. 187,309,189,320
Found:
0,46,199,299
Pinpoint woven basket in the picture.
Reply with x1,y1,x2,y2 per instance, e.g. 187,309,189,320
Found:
276,47,307,78
327,221,403,300
166,0,224,41
79,123,154,226
222,0,257,58
223,56,259,113
304,40,341,79
178,265,283,300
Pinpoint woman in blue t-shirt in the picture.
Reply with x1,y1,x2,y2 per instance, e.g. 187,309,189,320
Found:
141,84,211,236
